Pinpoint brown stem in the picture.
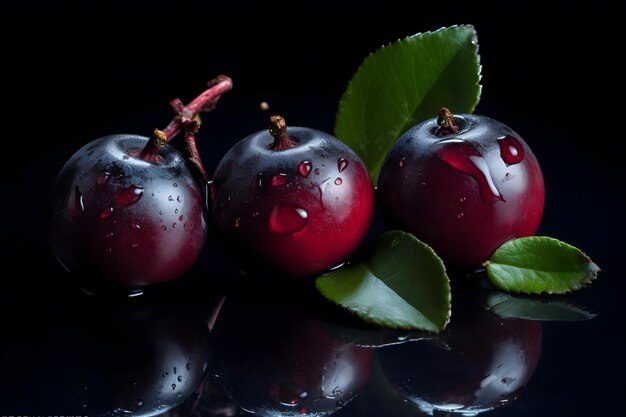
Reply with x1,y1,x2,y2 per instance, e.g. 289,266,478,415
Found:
162,75,233,141
268,115,297,151
435,107,459,136
182,110,210,183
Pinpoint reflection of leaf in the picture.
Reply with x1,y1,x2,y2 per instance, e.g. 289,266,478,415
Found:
335,25,482,181
316,231,451,332
486,292,597,321
484,236,600,294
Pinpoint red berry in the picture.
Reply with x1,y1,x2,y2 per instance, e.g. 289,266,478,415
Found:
212,116,375,277
378,108,545,269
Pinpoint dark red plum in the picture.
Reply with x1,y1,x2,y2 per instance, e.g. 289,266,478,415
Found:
378,108,545,269
50,134,207,290
212,116,375,277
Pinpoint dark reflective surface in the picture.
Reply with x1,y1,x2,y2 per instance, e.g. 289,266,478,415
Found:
2,8,623,416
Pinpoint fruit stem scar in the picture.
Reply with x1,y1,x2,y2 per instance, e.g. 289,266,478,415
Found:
268,115,297,151
435,107,459,136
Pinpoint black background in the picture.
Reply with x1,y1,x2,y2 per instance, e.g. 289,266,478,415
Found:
1,3,624,416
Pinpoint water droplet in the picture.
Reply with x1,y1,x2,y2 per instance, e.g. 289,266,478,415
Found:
177,375,183,382
106,232,114,238
178,215,184,222
334,178,342,185
498,135,525,166
436,139,504,203
459,196,467,202
131,223,141,230
122,154,129,160
332,387,342,397
337,158,348,172
314,168,320,175
168,195,173,201
298,408,308,415
297,161,312,178
162,372,169,377
174,208,179,214
132,243,138,248
268,205,308,234
234,217,241,228
184,222,192,232
115,185,144,208
398,157,406,168
97,172,110,185
162,225,167,231
173,182,178,187
133,398,144,409
457,213,464,219
171,383,176,390
252,211,259,218
336,400,344,408
186,362,191,370
68,185,84,218
271,173,288,188
299,391,308,398
100,207,113,219
177,195,181,202
158,210,163,216
172,222,177,228
173,367,177,374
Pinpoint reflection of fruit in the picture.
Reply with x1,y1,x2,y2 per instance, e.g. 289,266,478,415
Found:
212,291,375,415
48,297,211,416
377,108,545,269
211,116,375,277
378,295,542,415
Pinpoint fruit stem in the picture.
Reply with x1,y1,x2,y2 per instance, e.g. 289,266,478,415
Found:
268,115,297,151
135,76,233,163
162,75,233,141
435,107,459,136
182,110,210,183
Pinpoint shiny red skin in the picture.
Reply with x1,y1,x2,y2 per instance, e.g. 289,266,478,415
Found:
378,114,545,269
50,134,207,289
212,126,375,277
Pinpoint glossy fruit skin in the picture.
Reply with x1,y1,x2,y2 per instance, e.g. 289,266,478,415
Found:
378,299,542,415
50,134,207,289
378,114,545,269
212,127,375,277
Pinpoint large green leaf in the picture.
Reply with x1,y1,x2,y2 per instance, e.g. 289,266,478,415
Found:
484,236,600,294
316,231,451,332
486,292,597,321
335,25,481,181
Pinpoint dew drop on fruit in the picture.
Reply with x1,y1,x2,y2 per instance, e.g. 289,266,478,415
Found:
162,225,167,231
314,168,320,175
171,383,176,390
298,161,312,178
271,173,288,188
334,178,343,185
268,205,308,234
172,223,177,228
435,139,503,203
175,208,179,214
100,207,113,219
173,182,178,187
115,185,144,208
184,222,192,232
498,135,525,165
177,375,183,382
131,223,141,230
337,158,348,172
96,172,110,185
177,195,181,202
68,185,84,218
168,195,174,201
234,217,241,228
179,215,184,222
398,158,406,168
457,213,464,219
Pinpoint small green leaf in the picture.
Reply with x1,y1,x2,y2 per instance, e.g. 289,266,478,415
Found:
316,231,451,332
335,25,481,181
486,292,597,321
485,236,600,294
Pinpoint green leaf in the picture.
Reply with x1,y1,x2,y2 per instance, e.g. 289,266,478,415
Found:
484,236,600,294
486,292,597,321
335,25,481,181
316,231,451,332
